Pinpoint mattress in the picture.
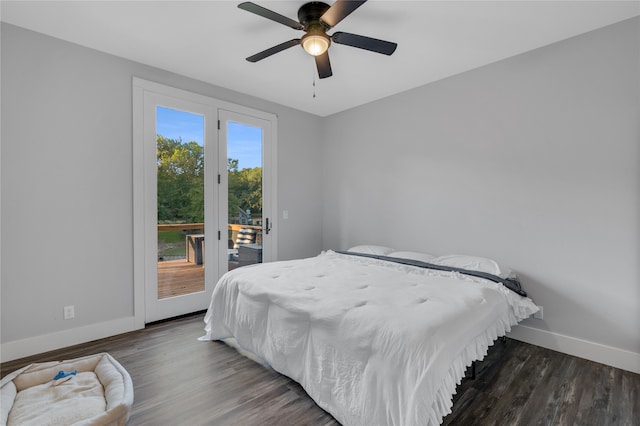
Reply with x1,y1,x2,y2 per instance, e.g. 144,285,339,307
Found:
201,250,538,425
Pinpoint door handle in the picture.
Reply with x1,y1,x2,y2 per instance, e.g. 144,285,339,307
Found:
265,217,272,235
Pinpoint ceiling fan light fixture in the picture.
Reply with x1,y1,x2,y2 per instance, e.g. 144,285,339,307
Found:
301,32,330,56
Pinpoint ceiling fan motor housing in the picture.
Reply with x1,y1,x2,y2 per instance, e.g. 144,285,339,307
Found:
298,2,331,30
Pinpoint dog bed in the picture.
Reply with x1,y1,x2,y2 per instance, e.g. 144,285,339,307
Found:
1,352,133,426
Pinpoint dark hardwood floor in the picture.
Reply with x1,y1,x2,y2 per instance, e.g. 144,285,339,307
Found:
2,313,638,425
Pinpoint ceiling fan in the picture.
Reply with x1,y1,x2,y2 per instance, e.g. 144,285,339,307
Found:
238,0,398,79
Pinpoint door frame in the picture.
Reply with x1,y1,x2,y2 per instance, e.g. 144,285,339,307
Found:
132,78,278,325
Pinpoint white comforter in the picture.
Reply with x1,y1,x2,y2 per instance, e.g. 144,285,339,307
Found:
201,250,538,426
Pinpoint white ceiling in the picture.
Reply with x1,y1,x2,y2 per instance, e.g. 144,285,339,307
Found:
2,1,639,116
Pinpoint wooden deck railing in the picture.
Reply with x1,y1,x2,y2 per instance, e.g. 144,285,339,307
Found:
158,223,204,232
158,223,263,244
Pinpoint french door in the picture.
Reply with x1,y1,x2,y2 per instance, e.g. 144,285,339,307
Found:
218,109,275,274
133,79,277,323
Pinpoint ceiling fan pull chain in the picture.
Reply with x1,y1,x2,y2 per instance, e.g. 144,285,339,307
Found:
312,68,317,98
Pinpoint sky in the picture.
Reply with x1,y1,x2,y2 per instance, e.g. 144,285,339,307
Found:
156,106,262,169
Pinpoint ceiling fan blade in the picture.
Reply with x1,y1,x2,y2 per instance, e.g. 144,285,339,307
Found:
238,2,304,30
246,39,301,62
332,31,397,55
320,0,366,28
315,51,333,79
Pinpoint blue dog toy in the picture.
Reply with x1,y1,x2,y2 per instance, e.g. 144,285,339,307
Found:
52,369,77,385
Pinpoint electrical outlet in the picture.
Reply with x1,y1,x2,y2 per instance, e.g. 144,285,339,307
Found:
63,305,75,320
533,306,543,320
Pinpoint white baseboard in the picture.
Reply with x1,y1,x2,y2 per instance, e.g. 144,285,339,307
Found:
507,324,640,374
0,316,144,363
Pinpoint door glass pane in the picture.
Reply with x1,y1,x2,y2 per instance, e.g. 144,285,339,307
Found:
227,121,263,271
156,106,205,299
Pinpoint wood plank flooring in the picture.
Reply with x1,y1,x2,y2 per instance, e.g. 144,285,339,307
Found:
157,259,204,299
2,313,638,425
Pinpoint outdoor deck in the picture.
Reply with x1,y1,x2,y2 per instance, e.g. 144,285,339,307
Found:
157,259,204,299
157,223,262,299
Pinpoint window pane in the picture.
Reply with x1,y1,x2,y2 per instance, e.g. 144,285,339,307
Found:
227,121,263,270
156,106,205,299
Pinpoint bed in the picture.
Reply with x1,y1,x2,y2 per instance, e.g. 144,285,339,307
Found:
201,246,539,426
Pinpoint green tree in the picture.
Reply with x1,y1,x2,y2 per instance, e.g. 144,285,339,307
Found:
228,159,262,221
156,137,261,224
157,135,204,223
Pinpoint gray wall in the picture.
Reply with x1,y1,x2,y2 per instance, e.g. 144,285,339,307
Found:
1,23,324,344
322,18,639,357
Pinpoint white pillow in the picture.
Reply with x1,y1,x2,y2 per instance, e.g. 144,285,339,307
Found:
387,251,436,263
347,245,395,256
431,254,504,276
